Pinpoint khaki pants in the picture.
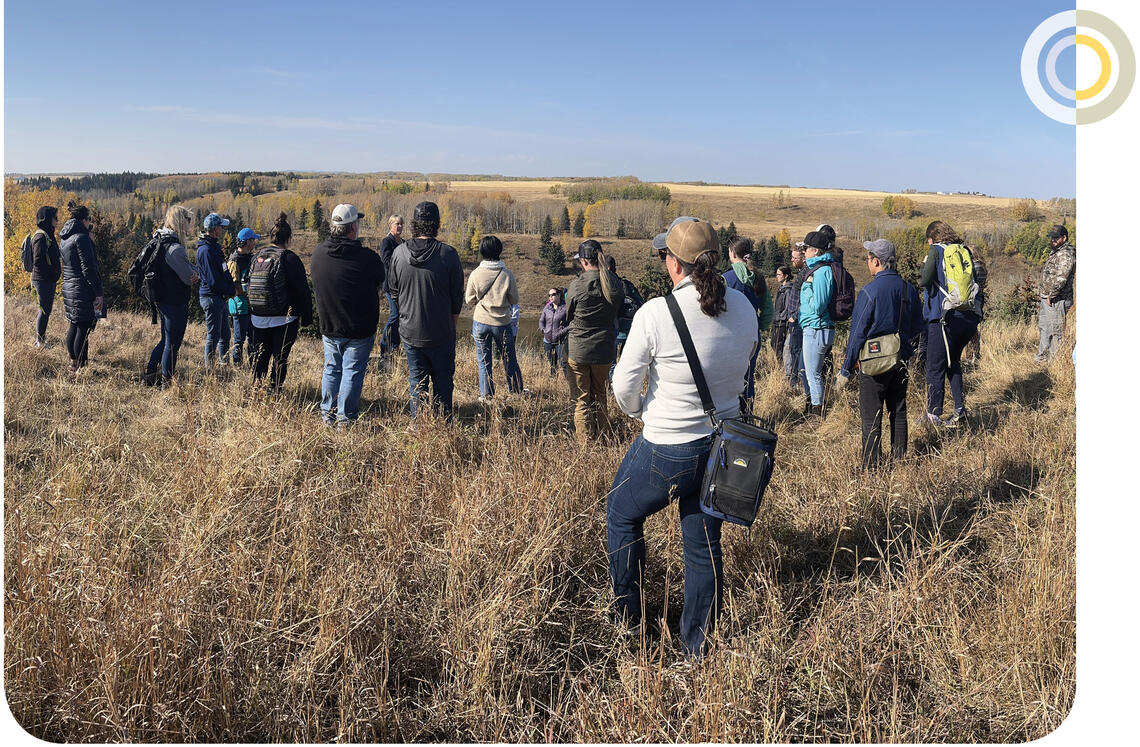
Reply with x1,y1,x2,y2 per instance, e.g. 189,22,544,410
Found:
567,360,610,442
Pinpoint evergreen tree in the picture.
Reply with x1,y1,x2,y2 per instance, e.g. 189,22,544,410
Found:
540,214,554,246
572,209,585,237
298,208,309,230
310,200,324,231
543,240,565,274
637,256,673,301
616,217,627,238
560,205,571,233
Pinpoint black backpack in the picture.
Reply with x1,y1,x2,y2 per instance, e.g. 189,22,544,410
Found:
247,246,289,316
806,258,856,322
128,233,179,322
21,229,46,272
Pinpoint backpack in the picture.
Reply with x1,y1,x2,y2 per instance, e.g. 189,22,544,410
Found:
247,246,289,316
21,229,46,272
128,233,178,305
806,258,856,322
938,243,979,316
619,278,643,322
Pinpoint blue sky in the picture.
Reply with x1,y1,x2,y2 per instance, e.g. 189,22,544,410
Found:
4,0,1075,198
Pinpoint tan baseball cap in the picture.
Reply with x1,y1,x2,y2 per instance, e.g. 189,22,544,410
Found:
665,219,719,264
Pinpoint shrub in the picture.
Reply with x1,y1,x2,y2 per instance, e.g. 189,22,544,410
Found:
1006,222,1050,264
990,273,1039,323
882,195,917,219
1010,198,1040,222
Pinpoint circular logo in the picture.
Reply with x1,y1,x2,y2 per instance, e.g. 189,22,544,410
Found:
1022,10,1135,124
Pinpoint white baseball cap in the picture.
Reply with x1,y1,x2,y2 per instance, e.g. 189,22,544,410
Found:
330,204,364,226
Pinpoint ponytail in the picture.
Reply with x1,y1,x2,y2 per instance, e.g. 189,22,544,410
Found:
595,247,617,305
677,250,727,317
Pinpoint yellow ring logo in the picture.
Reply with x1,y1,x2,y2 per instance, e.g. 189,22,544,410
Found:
1022,10,1135,124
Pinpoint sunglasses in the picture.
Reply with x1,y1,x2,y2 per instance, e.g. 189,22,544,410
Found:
657,248,669,261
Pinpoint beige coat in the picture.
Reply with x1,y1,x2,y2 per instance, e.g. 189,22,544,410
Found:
465,261,520,326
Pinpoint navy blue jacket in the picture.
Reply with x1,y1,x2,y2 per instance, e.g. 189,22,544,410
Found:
840,269,923,377
196,235,236,297
783,265,810,326
919,244,983,323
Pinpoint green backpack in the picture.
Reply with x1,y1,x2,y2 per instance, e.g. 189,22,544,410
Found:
938,243,979,315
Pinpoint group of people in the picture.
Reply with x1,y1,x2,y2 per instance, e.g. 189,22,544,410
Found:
24,200,1074,657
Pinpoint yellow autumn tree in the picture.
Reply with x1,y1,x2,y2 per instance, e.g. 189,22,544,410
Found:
582,199,609,237
776,228,791,251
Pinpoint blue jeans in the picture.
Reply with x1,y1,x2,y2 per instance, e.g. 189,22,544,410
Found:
231,313,253,365
381,292,400,356
801,326,835,406
783,324,803,391
147,301,189,379
404,340,456,418
321,335,375,423
607,433,722,657
472,321,523,397
199,294,231,366
743,330,761,405
33,279,55,343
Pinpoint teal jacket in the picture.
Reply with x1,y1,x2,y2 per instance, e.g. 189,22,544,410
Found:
798,253,835,329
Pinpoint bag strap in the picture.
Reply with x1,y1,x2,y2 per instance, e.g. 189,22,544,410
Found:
665,293,717,425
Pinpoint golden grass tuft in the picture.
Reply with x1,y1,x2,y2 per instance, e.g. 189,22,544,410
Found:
4,295,1074,742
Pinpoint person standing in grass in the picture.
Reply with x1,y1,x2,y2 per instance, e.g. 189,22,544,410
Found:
378,214,404,363
310,204,384,425
797,231,836,418
918,220,983,427
565,239,624,442
249,213,312,393
1035,224,1075,363
836,239,923,469
722,236,774,410
58,203,104,374
539,287,569,378
144,205,199,385
227,227,260,366
196,212,235,369
29,206,61,349
465,235,523,401
771,265,794,359
609,218,756,657
389,201,464,419
783,246,807,394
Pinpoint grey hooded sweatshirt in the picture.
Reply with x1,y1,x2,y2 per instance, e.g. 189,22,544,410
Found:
389,236,464,348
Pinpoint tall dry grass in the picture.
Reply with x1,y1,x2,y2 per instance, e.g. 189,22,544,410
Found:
3,294,1074,742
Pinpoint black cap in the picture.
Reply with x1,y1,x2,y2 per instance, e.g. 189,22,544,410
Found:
412,201,440,223
799,231,830,251
573,239,601,261
1047,224,1068,240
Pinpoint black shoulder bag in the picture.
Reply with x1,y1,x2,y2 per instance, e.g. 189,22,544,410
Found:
665,293,779,527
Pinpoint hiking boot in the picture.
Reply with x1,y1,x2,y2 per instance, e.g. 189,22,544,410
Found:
143,369,160,387
946,409,966,427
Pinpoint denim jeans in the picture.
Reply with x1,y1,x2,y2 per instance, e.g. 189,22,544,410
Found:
607,433,722,657
32,279,55,343
472,321,524,397
801,326,835,406
381,292,400,356
404,340,456,418
783,324,803,391
743,331,761,407
147,301,189,379
321,335,375,423
199,294,231,366
925,314,978,416
231,313,253,365
1035,298,1070,362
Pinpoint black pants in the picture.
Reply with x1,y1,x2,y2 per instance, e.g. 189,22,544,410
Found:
33,280,55,343
859,367,909,469
770,323,787,358
251,320,300,392
66,320,96,367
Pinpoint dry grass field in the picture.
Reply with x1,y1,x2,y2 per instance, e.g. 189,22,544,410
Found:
3,288,1074,742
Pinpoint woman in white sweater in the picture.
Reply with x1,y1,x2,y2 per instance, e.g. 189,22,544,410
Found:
608,218,757,657
464,235,522,400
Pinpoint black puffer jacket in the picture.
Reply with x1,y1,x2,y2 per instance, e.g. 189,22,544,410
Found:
59,218,104,323
30,217,61,283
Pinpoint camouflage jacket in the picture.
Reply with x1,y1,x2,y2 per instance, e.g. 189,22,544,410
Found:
1039,242,1075,303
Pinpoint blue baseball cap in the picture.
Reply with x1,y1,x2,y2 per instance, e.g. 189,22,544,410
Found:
203,213,230,230
653,216,699,251
236,228,261,243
